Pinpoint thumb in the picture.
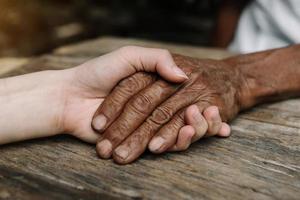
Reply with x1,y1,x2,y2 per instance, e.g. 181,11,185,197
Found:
115,46,188,82
81,46,188,95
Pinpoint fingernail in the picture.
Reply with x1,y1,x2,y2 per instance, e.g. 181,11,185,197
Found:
149,137,165,152
114,146,129,160
173,66,188,79
96,139,112,158
92,114,107,131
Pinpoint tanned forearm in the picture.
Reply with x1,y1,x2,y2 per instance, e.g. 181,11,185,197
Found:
225,45,300,110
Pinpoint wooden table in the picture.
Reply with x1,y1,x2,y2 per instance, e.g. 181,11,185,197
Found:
0,37,299,200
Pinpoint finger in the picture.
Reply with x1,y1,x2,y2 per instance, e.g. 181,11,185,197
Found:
96,80,180,159
117,46,189,82
217,122,231,137
113,110,186,164
185,106,231,139
203,106,222,137
148,103,207,154
140,81,208,155
92,72,155,132
98,77,201,159
186,105,231,138
184,105,208,143
167,106,208,152
167,125,195,152
148,111,185,154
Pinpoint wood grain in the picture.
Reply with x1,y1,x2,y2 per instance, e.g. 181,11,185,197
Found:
0,37,299,200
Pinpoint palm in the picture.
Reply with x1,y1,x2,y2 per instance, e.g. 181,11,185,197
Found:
63,93,103,143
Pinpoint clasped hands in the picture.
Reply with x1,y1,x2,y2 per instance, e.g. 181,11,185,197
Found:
62,46,246,164
2,45,297,164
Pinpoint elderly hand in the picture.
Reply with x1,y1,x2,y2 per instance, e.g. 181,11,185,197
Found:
93,53,247,164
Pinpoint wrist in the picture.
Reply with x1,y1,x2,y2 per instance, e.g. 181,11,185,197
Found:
225,45,300,110
0,69,72,144
225,53,276,110
36,69,76,135
235,65,268,110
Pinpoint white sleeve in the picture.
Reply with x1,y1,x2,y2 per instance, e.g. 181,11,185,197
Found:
229,0,300,53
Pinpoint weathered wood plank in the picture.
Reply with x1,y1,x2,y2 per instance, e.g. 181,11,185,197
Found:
240,104,300,129
0,37,299,200
0,165,120,200
0,55,90,78
54,36,233,59
0,117,299,200
260,99,300,113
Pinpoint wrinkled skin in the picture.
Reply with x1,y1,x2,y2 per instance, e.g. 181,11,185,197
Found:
93,54,248,164
91,44,300,164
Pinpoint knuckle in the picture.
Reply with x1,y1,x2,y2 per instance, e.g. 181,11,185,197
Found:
117,77,140,97
118,72,151,92
103,95,124,113
149,106,173,125
105,123,128,144
112,75,152,103
172,112,185,128
112,87,131,100
128,93,152,115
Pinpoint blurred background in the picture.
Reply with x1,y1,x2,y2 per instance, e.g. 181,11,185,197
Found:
0,0,250,57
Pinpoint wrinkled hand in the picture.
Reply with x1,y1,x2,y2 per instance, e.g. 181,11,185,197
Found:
61,47,188,143
93,53,248,164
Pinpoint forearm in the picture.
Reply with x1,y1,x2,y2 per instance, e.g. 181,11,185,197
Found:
0,70,69,145
225,45,300,109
